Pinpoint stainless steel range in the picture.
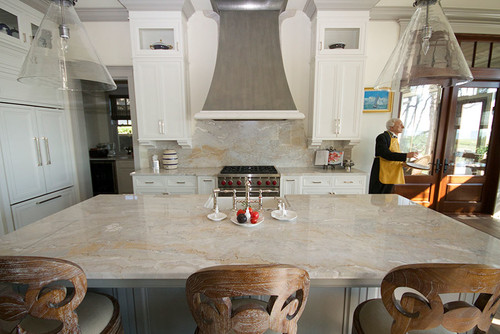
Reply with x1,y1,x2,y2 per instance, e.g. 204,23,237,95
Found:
217,166,280,197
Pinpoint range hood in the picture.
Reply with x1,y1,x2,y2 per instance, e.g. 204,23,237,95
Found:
194,0,304,120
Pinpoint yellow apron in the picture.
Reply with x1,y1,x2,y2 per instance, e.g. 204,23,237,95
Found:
379,136,405,184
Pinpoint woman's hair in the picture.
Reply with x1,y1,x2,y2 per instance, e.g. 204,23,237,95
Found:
386,118,401,131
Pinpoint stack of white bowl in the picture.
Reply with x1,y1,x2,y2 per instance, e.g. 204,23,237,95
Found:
162,149,178,169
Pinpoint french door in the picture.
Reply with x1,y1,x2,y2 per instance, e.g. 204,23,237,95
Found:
394,81,500,214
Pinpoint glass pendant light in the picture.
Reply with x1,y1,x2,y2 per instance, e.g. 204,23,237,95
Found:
18,0,116,91
375,0,473,92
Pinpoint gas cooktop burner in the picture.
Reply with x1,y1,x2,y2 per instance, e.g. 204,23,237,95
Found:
220,165,278,174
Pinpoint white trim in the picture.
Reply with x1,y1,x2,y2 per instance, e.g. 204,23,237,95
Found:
75,8,129,22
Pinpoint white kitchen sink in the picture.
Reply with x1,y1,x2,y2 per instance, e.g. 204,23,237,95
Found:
204,195,285,211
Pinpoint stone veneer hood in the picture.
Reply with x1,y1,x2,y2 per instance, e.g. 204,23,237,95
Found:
194,6,304,120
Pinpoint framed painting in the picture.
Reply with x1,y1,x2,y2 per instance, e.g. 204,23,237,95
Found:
363,88,393,113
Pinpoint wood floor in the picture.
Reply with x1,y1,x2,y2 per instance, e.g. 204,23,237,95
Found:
446,214,500,239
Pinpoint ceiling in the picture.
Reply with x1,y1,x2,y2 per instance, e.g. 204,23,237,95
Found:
73,0,500,11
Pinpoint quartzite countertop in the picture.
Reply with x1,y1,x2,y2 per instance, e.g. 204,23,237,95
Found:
0,194,498,288
131,166,367,176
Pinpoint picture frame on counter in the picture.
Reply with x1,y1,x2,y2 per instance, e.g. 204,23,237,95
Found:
363,88,393,113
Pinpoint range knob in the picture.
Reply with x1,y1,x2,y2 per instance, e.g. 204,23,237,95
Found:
266,180,271,185
236,180,242,186
221,180,226,186
257,180,262,185
228,180,233,186
272,180,277,185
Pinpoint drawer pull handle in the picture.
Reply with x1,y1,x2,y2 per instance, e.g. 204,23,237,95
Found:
162,192,170,195
312,181,322,184
343,181,354,184
36,195,61,205
203,179,212,182
286,179,295,182
176,181,186,184
145,181,155,184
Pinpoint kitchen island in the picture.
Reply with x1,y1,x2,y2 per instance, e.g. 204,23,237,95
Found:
1,194,498,333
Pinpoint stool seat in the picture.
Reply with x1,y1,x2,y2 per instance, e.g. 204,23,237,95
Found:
186,264,310,334
0,256,123,334
352,263,500,334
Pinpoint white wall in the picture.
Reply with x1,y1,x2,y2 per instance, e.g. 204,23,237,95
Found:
82,22,132,66
352,20,400,172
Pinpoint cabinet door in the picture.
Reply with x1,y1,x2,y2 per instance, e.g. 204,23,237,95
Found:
37,108,73,193
11,187,75,230
134,61,166,140
197,176,216,195
134,60,186,141
336,60,364,139
281,176,301,195
0,104,45,203
313,59,364,140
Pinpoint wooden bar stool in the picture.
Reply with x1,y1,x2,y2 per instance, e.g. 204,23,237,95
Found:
352,263,500,334
186,264,310,334
0,256,123,334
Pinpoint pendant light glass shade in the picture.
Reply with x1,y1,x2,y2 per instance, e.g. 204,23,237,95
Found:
18,0,116,91
374,0,473,92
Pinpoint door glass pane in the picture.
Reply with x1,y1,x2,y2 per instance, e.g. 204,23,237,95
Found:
451,87,496,176
399,85,442,176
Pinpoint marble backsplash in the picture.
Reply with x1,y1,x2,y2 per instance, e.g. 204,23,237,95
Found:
138,120,352,169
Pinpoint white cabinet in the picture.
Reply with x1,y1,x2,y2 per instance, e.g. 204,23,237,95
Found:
309,11,368,148
281,176,302,195
133,59,190,145
0,0,62,107
130,11,191,148
11,187,75,230
197,176,217,195
133,175,196,195
129,11,184,58
312,59,364,141
0,104,73,204
0,0,41,51
282,174,367,195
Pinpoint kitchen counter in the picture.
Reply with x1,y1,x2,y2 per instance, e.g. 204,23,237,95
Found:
278,166,366,175
131,167,221,176
132,166,366,176
0,194,498,288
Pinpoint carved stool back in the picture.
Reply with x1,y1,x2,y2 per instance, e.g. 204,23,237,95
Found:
186,264,310,334
352,263,500,334
0,256,123,334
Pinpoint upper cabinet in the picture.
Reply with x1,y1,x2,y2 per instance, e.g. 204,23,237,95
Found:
129,11,184,58
0,0,63,108
308,11,369,148
0,0,41,51
315,13,367,56
129,11,191,148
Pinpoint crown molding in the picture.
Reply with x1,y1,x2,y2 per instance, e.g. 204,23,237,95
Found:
76,8,129,21
370,6,500,24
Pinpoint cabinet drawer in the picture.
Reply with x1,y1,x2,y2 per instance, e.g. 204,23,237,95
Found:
134,176,165,188
166,176,196,187
302,176,332,187
333,175,365,188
